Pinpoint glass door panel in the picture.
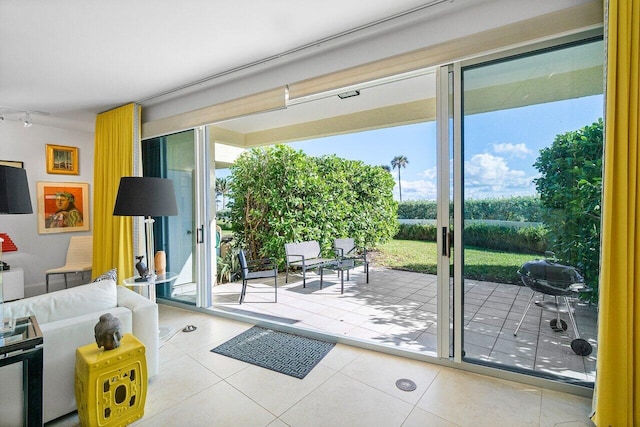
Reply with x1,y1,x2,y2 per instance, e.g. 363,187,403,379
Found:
143,130,200,304
459,40,603,383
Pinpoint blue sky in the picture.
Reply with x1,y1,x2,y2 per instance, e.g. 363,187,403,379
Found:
218,94,603,203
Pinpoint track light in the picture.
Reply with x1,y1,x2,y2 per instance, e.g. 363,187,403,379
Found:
21,112,32,127
1,106,49,126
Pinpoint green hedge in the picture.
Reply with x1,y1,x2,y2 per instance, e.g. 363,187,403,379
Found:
397,196,544,222
395,222,548,254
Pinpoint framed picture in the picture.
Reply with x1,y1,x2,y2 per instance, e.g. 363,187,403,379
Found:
37,182,89,234
0,160,24,168
46,144,79,175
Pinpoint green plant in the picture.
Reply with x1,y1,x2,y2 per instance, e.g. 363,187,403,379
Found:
216,248,239,283
228,145,398,264
533,118,603,301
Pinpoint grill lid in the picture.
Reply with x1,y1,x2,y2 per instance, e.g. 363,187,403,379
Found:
518,259,584,284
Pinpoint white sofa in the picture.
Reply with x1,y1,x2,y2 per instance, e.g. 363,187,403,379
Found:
0,279,159,425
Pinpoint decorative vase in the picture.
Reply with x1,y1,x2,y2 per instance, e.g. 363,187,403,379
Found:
154,251,166,275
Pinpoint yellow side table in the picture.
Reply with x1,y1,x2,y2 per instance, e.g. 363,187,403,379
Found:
75,333,147,427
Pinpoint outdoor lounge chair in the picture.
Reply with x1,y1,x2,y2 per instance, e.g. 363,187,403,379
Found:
237,249,278,304
333,238,369,283
284,241,335,286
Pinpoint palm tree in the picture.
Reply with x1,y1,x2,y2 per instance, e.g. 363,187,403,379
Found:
215,177,230,210
391,155,409,201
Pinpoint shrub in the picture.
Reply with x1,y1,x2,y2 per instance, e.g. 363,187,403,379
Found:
395,223,438,241
228,145,398,264
534,119,602,302
463,223,548,254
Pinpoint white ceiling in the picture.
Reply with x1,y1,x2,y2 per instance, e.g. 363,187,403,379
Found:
0,0,455,132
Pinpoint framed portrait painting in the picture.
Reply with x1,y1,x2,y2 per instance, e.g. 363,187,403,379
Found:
37,182,89,234
46,144,79,175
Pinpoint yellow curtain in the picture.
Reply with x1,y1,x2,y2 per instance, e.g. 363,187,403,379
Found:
592,0,640,425
93,103,140,283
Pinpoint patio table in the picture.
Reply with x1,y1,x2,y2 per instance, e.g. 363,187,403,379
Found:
319,258,356,294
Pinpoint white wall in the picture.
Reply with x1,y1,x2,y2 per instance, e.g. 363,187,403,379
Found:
0,119,94,296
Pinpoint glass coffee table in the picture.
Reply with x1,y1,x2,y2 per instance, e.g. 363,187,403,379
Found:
0,316,44,427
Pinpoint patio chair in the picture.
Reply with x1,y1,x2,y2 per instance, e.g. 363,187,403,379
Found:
237,249,278,304
333,238,369,283
45,235,93,292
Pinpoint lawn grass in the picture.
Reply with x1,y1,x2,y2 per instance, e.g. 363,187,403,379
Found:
372,239,536,284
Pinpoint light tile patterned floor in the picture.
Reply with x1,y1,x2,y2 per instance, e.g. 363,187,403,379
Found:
48,305,595,427
205,266,597,382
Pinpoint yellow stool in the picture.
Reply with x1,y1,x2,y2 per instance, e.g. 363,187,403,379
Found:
75,333,147,427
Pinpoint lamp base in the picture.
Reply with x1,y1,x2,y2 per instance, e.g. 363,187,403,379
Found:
0,317,15,337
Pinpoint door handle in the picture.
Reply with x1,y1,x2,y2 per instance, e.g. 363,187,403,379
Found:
196,225,204,244
441,227,449,257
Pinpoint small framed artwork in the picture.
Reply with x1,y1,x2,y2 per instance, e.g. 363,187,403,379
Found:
37,181,89,234
46,144,79,175
0,160,24,168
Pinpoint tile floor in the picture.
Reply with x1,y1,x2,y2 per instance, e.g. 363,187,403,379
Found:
202,266,597,382
48,304,595,427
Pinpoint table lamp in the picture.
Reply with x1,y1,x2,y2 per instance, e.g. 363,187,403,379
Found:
0,164,33,336
113,176,178,302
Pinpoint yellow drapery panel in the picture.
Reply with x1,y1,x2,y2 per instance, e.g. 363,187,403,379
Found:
592,0,640,425
93,103,139,283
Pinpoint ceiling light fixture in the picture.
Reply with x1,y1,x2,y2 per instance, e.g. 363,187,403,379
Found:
0,106,49,127
21,112,32,128
337,90,360,99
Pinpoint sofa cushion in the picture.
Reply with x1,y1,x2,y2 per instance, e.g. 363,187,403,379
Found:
4,279,118,324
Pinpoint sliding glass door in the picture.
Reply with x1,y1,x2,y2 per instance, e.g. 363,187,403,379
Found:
457,39,603,383
142,128,212,306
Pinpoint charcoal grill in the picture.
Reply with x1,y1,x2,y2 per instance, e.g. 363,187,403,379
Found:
514,257,593,356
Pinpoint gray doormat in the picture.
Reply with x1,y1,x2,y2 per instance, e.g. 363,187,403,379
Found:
211,326,335,379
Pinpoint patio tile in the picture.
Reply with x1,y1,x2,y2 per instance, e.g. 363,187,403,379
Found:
463,330,499,350
207,268,597,382
488,348,535,370
492,336,537,359
465,321,502,337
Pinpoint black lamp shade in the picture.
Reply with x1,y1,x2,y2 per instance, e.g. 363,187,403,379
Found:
0,165,33,214
113,177,178,217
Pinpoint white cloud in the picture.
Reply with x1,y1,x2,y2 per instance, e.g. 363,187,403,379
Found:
395,179,437,201
419,166,437,180
464,153,535,198
492,142,531,159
